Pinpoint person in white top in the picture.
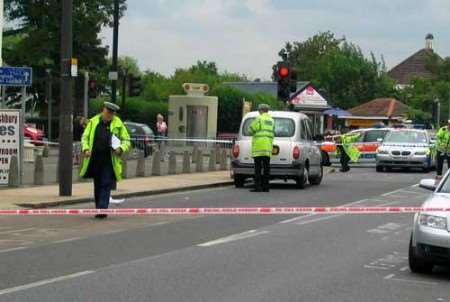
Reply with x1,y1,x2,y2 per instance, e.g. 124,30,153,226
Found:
156,113,168,138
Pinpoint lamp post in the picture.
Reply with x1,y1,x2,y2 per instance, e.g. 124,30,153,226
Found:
110,0,119,103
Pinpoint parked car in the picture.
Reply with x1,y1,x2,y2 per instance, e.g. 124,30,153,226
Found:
376,129,435,172
231,111,323,189
321,128,389,166
124,122,155,157
409,176,450,273
24,124,45,146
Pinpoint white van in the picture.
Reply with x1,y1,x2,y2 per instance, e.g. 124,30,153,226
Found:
231,111,323,189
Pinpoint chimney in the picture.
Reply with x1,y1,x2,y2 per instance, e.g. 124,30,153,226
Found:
425,33,434,50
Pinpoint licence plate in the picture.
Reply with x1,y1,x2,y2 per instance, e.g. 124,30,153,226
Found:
272,146,280,156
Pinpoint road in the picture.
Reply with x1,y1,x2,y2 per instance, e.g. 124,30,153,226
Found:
0,168,449,301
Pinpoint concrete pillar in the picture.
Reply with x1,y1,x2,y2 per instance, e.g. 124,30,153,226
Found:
33,155,45,185
220,149,228,170
160,142,166,162
192,145,198,163
42,145,49,158
195,150,203,173
122,153,128,179
215,145,220,164
136,151,146,177
182,150,190,174
168,151,177,175
152,150,162,176
208,149,216,171
8,155,19,187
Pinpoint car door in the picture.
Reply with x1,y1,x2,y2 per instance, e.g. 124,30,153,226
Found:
305,119,321,174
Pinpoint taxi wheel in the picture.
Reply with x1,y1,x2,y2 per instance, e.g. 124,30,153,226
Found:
309,165,323,185
234,175,245,188
376,165,384,172
408,236,433,274
296,166,308,189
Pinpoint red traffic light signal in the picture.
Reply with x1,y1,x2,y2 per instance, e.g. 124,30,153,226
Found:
278,66,290,78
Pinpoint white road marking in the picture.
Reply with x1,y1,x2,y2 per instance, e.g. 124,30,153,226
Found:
198,230,269,247
0,271,95,296
387,277,438,286
0,247,27,254
296,215,341,225
384,274,395,280
0,228,35,235
399,266,409,272
53,237,81,244
364,265,389,270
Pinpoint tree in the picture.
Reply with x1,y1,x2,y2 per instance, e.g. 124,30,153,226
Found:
274,31,395,108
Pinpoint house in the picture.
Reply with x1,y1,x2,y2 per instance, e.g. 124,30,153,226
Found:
388,34,439,89
340,98,409,128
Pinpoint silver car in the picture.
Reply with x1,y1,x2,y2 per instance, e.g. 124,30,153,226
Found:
376,129,435,172
410,176,450,273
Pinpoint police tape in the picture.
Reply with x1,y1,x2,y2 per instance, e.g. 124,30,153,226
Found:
0,207,449,216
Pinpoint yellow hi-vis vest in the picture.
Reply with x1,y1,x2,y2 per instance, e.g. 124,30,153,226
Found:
249,113,275,158
342,133,361,162
436,126,450,153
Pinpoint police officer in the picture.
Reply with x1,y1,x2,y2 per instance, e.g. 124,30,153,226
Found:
249,104,275,192
338,131,361,172
435,120,450,178
79,102,130,219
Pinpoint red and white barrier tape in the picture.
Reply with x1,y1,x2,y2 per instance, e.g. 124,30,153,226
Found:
0,207,449,216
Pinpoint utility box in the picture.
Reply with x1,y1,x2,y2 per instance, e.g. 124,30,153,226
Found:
168,83,218,140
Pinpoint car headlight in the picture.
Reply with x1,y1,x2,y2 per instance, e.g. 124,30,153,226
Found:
415,149,430,156
377,149,388,154
419,214,447,230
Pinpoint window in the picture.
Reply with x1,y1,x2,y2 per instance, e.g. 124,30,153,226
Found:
242,118,295,137
364,130,388,142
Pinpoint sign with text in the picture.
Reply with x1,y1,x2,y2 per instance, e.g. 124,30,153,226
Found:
290,85,328,108
0,67,33,86
0,110,21,185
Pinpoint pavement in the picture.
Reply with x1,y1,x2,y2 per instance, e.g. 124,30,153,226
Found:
0,171,233,209
0,168,448,301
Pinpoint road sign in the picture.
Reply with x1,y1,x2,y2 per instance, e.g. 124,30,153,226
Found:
0,110,21,185
0,67,32,86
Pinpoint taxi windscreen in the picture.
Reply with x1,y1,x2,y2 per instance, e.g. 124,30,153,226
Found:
242,118,295,137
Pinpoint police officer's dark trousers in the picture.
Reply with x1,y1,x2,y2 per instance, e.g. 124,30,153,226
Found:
436,151,450,176
254,156,270,191
338,146,350,172
92,154,114,209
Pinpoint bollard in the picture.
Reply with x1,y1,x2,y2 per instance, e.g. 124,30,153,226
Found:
195,150,203,172
220,149,228,170
136,150,146,177
168,151,177,175
215,145,220,164
208,149,216,171
122,153,128,179
8,155,19,187
192,145,198,163
152,150,162,176
182,151,190,174
42,146,49,158
34,155,45,185
159,142,166,162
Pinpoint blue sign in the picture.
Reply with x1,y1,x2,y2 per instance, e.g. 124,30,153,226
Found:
0,67,33,86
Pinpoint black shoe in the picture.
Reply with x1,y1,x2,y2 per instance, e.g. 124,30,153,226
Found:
250,188,263,192
95,214,108,219
262,188,270,192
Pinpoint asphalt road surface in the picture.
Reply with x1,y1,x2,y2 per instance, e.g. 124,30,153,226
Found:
0,168,449,302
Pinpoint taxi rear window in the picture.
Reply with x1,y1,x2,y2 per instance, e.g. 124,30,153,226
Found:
242,118,295,137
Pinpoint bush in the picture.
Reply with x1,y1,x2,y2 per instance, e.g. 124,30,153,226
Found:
211,85,283,133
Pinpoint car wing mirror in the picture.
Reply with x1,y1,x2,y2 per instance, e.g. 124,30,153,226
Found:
419,179,437,191
377,138,383,143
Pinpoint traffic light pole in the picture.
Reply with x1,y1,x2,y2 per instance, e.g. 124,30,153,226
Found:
59,0,73,196
111,0,119,103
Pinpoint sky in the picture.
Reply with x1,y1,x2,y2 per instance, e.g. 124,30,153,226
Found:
101,0,450,80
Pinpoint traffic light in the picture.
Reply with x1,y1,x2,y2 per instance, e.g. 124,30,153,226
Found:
128,74,142,97
276,62,298,101
88,79,97,98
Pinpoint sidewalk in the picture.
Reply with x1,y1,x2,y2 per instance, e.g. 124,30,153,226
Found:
1,171,233,209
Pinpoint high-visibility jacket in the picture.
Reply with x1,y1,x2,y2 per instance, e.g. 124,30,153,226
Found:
79,114,131,181
436,126,450,153
342,133,361,162
249,113,275,158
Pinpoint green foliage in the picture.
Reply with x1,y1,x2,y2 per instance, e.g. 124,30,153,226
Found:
274,31,395,109
89,97,168,130
211,86,283,133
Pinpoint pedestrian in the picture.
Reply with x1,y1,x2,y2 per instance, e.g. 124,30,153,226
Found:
73,116,88,165
248,104,275,192
156,113,167,142
435,120,450,179
79,102,130,219
337,131,361,172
